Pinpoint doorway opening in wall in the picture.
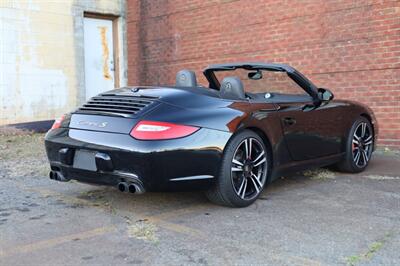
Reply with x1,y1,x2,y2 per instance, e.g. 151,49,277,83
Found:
83,12,120,100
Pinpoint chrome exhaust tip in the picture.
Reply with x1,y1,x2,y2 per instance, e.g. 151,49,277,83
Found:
128,183,144,194
49,171,70,182
117,182,129,192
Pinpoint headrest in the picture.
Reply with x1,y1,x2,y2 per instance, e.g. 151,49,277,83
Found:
176,70,197,87
220,76,246,100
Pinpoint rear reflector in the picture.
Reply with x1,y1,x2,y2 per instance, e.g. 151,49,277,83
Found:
130,121,199,140
50,115,65,130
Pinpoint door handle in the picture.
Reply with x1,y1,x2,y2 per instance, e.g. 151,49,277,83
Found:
283,117,296,126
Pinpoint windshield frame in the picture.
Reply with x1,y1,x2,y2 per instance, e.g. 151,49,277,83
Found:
203,62,319,99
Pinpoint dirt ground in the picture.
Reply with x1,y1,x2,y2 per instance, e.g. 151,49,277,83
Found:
0,131,399,265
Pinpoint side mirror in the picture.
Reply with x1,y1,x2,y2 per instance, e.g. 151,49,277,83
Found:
317,88,334,102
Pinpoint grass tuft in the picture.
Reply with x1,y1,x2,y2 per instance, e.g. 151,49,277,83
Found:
127,220,158,243
302,168,336,180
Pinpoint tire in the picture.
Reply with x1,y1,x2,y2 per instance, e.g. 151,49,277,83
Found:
205,130,270,207
336,117,374,173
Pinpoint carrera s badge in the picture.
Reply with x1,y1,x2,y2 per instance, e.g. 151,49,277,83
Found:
78,121,108,128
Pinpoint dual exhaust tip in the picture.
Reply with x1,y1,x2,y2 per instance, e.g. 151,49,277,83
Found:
117,181,144,194
49,171,143,194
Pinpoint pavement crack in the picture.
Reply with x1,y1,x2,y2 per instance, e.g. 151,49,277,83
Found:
344,230,396,265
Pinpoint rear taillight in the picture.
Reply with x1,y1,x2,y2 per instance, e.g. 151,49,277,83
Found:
50,115,65,130
130,121,199,140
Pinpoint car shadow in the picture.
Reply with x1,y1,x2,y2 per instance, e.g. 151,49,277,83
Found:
70,171,320,214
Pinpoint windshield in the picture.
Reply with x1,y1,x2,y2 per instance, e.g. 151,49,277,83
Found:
213,68,306,95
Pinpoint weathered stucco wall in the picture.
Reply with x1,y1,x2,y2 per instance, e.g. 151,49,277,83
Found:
0,0,127,125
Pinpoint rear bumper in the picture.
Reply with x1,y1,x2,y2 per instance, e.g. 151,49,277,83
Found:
45,128,231,191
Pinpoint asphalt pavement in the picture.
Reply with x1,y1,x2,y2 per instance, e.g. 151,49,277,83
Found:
0,133,399,265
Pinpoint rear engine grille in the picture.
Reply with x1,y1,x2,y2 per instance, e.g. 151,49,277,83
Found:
76,94,158,117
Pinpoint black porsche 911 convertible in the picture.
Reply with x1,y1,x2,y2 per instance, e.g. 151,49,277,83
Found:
45,62,377,207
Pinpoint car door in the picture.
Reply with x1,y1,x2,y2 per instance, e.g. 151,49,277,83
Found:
276,97,345,161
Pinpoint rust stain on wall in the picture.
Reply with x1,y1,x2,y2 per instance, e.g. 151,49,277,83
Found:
98,26,111,80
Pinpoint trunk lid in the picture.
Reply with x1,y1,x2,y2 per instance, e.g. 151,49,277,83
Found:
68,86,227,133
69,88,162,133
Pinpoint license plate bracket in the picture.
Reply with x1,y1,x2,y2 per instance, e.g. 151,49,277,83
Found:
73,150,97,171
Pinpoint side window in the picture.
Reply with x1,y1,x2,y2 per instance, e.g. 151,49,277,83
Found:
215,69,306,95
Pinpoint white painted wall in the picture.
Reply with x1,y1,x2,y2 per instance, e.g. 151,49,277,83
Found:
0,0,127,125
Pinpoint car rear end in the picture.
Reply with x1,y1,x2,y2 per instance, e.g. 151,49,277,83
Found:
45,89,231,193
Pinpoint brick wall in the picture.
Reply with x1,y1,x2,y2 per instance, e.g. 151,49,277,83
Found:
127,0,400,149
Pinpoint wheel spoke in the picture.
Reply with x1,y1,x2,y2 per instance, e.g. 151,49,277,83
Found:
254,157,266,167
232,158,243,166
365,140,373,146
248,138,252,159
361,123,367,138
354,150,361,165
237,178,246,197
362,149,369,164
364,135,373,145
360,150,366,166
251,173,263,189
231,167,243,172
249,176,260,193
252,150,265,164
352,137,360,145
244,138,251,159
364,135,372,141
240,178,248,199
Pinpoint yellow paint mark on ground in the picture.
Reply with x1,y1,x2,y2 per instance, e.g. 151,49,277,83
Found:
365,174,400,180
148,217,205,238
98,26,111,80
0,226,115,258
139,204,210,238
16,184,205,238
20,186,102,209
148,204,210,221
